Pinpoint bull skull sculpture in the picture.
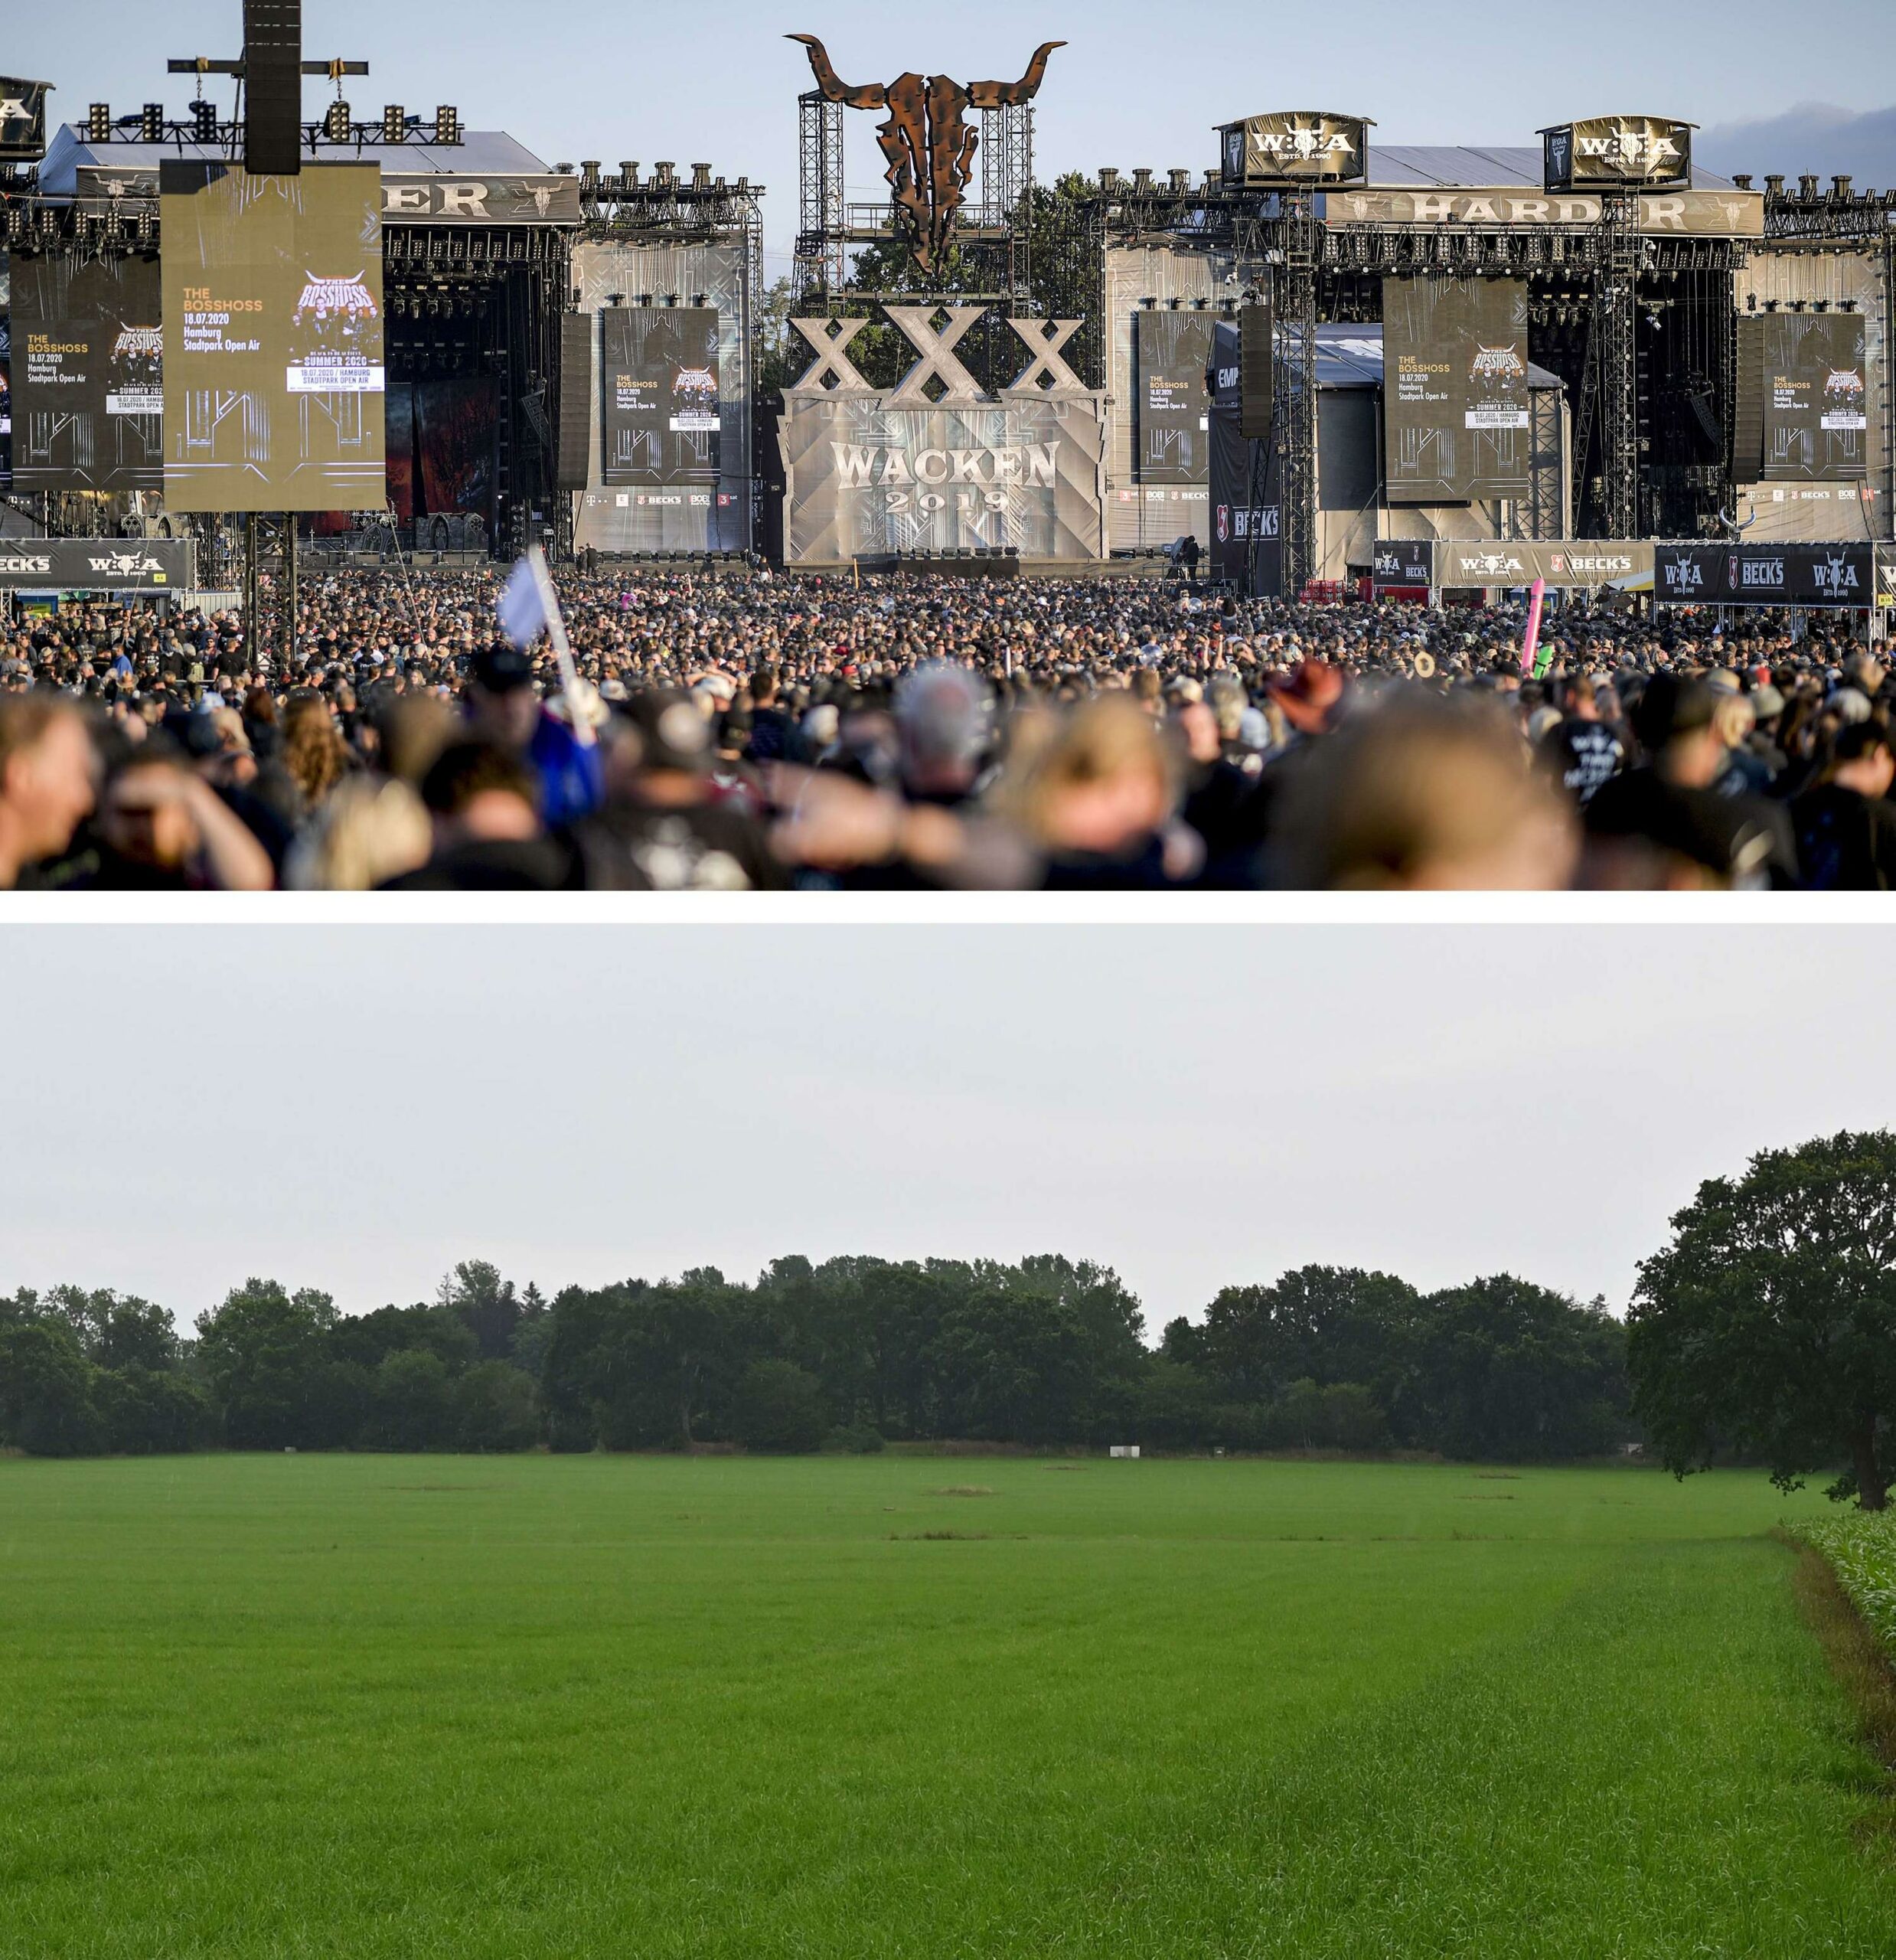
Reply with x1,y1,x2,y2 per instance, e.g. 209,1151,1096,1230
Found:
788,34,1064,274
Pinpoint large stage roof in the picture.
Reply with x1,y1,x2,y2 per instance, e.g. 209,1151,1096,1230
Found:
37,125,550,196
1365,143,1735,191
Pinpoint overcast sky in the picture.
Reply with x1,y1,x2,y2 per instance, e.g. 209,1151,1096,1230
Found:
3,926,1891,1334
11,0,1895,274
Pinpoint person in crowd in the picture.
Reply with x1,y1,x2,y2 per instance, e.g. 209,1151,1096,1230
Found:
0,694,96,890
1790,721,1896,890
78,741,275,890
1583,673,1798,890
383,738,583,891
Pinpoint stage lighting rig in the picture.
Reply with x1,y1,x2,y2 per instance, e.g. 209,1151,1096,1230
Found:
169,3,367,175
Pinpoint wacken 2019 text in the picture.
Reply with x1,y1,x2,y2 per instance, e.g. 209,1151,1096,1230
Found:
830,442,1059,488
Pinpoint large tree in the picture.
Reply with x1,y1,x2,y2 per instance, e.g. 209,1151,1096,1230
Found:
194,1280,339,1450
1629,1129,1896,1510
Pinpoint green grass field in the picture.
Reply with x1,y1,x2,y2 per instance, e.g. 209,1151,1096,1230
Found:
0,1454,1890,1958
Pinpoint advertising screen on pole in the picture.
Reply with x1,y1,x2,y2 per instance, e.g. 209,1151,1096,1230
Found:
160,162,385,512
1759,313,1867,482
1382,276,1532,504
1134,309,1212,484
601,306,721,488
8,253,163,494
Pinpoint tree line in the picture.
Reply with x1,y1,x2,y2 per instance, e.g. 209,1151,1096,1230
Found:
6,1129,1889,1508
0,1256,1633,1462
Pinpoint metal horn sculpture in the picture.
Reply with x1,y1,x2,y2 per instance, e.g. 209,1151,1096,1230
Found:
788,34,1064,274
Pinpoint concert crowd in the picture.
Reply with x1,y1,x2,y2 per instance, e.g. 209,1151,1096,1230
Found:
1,565,1891,890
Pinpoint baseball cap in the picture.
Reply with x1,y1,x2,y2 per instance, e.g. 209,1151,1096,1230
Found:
472,643,534,693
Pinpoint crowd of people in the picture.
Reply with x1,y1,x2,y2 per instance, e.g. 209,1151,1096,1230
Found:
1,562,1891,890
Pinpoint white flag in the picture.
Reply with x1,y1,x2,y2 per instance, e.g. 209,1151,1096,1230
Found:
497,556,547,648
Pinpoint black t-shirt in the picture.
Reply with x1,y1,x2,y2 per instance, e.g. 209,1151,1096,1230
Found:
1790,784,1896,891
1545,720,1624,805
745,706,794,764
1585,767,1798,887
575,799,783,890
380,835,587,891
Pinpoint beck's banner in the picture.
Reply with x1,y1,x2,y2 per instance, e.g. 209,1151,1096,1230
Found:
1436,541,1653,588
1761,313,1868,482
0,79,52,163
1219,113,1369,188
1654,541,1875,606
8,253,164,494
1372,541,1434,589
1383,276,1532,505
1134,309,1213,485
1543,116,1692,191
161,162,387,514
779,395,1105,564
601,307,721,488
0,537,195,590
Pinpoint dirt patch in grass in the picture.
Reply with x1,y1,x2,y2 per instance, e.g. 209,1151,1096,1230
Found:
1783,1528,1896,1786
1457,1494,1516,1501
384,1485,504,1493
928,1485,996,1498
891,1530,991,1541
1041,1465,1092,1472
1474,1472,1520,1481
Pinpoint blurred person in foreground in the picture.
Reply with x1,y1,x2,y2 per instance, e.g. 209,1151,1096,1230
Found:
77,743,274,890
286,777,432,891
0,694,96,890
1000,695,1202,888
573,692,779,890
1583,673,1796,889
1790,721,1896,890
382,737,583,890
464,642,604,828
1266,690,1578,890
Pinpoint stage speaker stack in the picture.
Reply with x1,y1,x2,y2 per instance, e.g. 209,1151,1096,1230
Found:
242,0,303,176
556,316,594,492
1239,302,1272,443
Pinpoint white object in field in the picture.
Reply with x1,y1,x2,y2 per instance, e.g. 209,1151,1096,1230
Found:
1109,1445,1141,1459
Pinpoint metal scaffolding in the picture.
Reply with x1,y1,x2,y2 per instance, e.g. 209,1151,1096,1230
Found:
794,91,846,303
1275,189,1320,599
980,101,1033,301
1593,191,1640,539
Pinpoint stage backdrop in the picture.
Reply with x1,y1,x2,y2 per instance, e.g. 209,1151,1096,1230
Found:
572,241,752,553
8,251,162,494
1101,246,1247,551
781,396,1105,564
159,162,385,513
1382,276,1532,504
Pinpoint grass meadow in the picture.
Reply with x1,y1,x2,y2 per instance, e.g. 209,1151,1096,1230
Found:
0,1453,1891,1958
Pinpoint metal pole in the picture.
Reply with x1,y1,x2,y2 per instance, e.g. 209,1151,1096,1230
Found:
244,512,259,668
283,514,298,678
